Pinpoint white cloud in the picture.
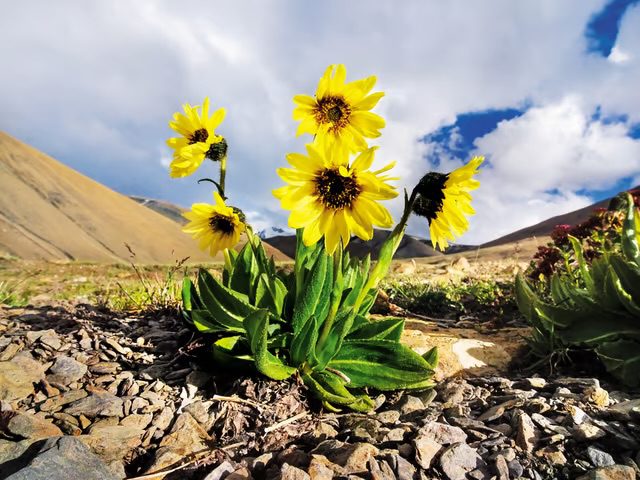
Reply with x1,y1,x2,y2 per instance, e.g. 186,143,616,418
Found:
460,96,640,243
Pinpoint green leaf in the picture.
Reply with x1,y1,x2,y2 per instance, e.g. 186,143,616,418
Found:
515,273,538,325
596,339,640,387
534,302,580,329
229,242,259,300
621,193,640,266
191,309,227,333
291,252,329,334
422,346,439,369
301,370,375,412
197,269,257,331
609,266,640,316
569,236,595,295
557,312,640,345
314,310,352,370
291,315,319,366
610,255,640,300
243,309,295,380
347,317,405,342
212,336,253,368
328,339,435,390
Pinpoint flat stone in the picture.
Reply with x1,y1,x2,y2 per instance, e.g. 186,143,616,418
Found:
478,399,523,422
5,413,63,440
145,412,211,473
40,390,88,412
514,410,537,453
204,461,236,480
280,463,311,480
312,440,379,475
413,436,442,469
376,410,401,424
439,443,487,480
587,446,615,468
79,425,144,463
584,386,609,407
399,395,425,414
2,436,118,480
47,356,87,386
120,413,153,429
0,358,45,402
608,398,640,421
65,393,124,418
494,455,510,480
88,362,120,374
308,454,344,478
576,465,636,480
573,422,607,441
417,421,467,445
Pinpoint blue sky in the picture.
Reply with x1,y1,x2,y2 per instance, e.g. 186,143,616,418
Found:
1,1,639,244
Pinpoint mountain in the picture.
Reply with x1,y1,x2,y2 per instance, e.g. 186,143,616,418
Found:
482,186,639,248
0,132,288,263
129,196,187,225
264,229,444,260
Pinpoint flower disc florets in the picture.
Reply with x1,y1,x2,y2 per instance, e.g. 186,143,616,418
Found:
314,167,361,209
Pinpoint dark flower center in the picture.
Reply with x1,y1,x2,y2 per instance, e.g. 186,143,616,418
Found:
315,96,352,132
314,168,361,210
205,138,228,162
412,172,449,222
209,214,235,235
189,128,209,144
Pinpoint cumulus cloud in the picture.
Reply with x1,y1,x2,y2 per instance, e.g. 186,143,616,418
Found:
457,96,640,242
1,0,639,244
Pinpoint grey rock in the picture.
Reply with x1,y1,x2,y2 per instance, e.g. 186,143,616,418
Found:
576,465,636,480
417,421,467,445
5,413,63,440
439,443,487,480
47,356,87,386
39,389,88,412
376,410,400,424
508,459,524,479
311,440,378,474
2,436,118,480
65,393,124,418
493,455,509,480
586,446,615,468
279,463,311,480
413,435,442,469
0,358,45,402
514,410,537,453
203,460,236,480
399,395,425,415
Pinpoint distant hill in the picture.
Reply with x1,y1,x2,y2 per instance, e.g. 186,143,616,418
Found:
0,132,288,263
482,186,639,248
130,196,187,225
264,229,444,260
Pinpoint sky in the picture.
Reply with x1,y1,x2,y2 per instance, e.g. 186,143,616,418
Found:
1,0,640,244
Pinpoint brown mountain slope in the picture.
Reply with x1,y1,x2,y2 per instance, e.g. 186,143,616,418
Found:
482,186,639,248
0,132,288,263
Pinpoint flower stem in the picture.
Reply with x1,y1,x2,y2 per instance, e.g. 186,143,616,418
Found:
352,187,419,313
316,243,343,349
219,155,227,198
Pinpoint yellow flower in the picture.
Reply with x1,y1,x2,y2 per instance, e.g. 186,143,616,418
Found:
293,64,385,153
167,97,226,178
182,192,244,256
412,156,484,251
273,144,398,254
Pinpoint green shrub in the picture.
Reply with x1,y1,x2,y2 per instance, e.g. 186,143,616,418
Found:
516,193,640,385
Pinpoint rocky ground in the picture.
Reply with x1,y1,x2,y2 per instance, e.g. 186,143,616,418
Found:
1,304,640,480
